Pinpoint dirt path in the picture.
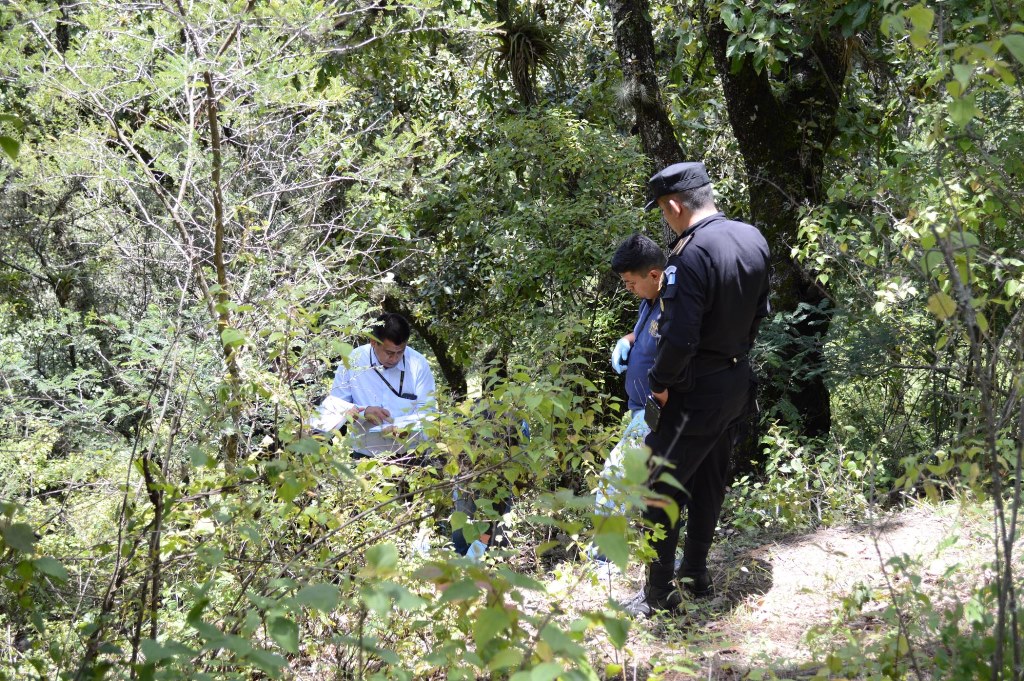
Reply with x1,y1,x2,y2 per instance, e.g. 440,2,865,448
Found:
535,499,1000,678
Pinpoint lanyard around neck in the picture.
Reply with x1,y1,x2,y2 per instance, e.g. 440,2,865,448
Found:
369,352,408,399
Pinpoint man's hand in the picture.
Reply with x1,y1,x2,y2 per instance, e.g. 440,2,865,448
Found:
611,337,632,374
362,406,392,425
651,389,668,407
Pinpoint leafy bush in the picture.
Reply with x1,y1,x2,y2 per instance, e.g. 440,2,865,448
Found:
807,533,1017,680
725,423,890,532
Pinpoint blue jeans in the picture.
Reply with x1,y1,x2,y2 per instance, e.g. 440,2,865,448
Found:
594,409,650,515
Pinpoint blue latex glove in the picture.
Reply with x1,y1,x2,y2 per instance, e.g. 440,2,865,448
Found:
466,539,488,561
611,337,631,374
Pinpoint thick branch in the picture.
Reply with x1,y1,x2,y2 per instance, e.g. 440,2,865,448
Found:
607,0,684,169
203,69,241,463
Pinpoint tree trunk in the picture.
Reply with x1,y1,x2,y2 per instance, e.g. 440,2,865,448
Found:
702,13,851,438
606,0,684,170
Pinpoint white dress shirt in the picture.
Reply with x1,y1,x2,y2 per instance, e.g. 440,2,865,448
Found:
311,344,438,457
327,343,436,418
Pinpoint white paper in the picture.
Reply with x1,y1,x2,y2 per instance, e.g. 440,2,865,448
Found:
309,394,357,432
366,412,433,433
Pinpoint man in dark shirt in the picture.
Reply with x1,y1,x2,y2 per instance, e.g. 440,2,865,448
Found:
595,234,665,517
624,162,770,617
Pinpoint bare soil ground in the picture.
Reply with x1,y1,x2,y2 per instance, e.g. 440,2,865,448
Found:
528,498,1003,679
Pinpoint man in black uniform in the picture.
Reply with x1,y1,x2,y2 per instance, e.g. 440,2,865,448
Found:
624,162,770,617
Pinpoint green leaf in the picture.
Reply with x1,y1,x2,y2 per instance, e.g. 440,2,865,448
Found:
220,328,246,348
904,4,934,47
534,540,560,556
721,10,737,32
294,584,340,611
220,634,254,655
540,624,584,657
140,640,173,663
186,598,209,625
1002,34,1024,65
2,523,37,553
286,437,322,455
384,582,427,611
880,14,900,38
603,616,629,648
268,616,299,654
920,249,945,275
33,557,68,582
927,292,957,320
952,63,972,89
360,585,390,614
188,446,211,466
948,95,980,127
656,471,686,492
529,662,564,681
473,605,511,647
495,566,545,591
0,136,19,160
450,511,468,530
364,543,398,576
950,231,980,250
0,114,23,129
593,515,629,570
246,648,287,675
487,647,524,671
621,445,649,485
275,474,303,504
436,578,480,604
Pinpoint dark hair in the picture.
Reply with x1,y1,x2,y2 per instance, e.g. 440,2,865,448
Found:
611,234,667,274
370,312,411,345
670,183,715,212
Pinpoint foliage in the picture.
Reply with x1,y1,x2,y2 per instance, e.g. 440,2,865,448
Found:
724,422,889,533
0,114,21,161
805,512,1017,680
1,307,647,678
789,1,1024,675
0,0,650,677
388,109,650,378
2,0,1024,677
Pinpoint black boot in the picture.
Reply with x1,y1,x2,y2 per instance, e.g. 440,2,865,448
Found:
621,579,682,617
676,568,714,597
676,538,714,598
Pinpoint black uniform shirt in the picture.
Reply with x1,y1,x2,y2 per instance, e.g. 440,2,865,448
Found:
648,212,770,394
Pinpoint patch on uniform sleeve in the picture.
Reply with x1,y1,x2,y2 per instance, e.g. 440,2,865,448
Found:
660,265,678,300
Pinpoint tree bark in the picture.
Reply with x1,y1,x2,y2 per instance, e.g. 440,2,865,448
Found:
606,0,685,170
702,12,851,437
203,69,241,463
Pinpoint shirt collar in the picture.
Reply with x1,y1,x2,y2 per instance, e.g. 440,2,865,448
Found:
668,211,726,249
680,211,725,239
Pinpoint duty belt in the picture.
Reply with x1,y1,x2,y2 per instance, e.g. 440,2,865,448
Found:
693,353,748,377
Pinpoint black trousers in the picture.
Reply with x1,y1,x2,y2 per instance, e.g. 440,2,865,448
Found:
643,360,754,589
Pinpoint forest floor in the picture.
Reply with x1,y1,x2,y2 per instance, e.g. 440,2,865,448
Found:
526,497,1003,679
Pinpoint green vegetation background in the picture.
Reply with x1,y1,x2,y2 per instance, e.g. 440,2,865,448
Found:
0,0,1022,678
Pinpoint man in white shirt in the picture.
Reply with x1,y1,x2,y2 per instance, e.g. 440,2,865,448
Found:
314,313,436,456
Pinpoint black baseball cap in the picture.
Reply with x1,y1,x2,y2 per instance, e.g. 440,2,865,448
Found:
644,162,711,211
